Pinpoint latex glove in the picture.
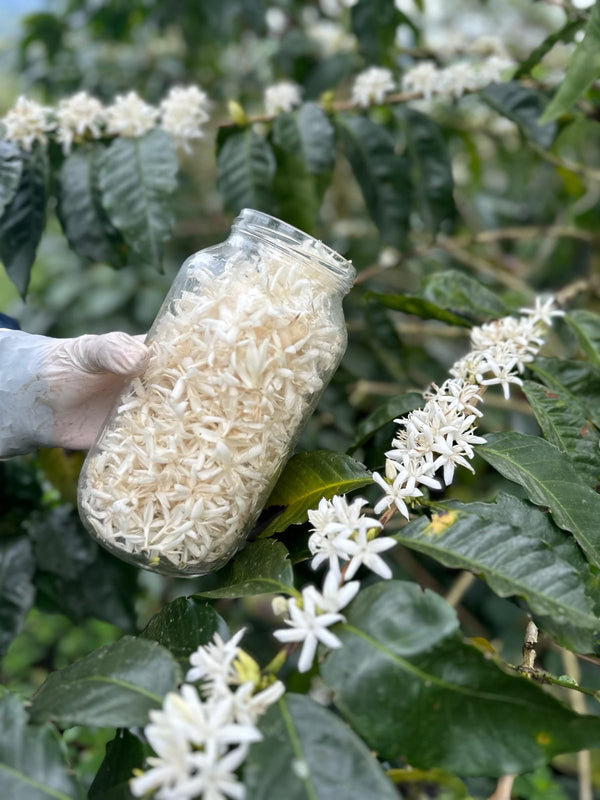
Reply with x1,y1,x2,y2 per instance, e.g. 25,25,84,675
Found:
0,329,149,457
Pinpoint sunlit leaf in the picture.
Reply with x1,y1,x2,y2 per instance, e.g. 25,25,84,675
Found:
272,103,335,173
217,128,276,214
421,270,508,321
366,291,473,327
197,540,295,598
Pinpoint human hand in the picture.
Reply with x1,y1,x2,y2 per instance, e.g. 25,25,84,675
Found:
0,329,149,457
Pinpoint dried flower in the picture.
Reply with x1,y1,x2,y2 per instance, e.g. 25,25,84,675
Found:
1,96,53,150
105,90,159,137
352,66,395,107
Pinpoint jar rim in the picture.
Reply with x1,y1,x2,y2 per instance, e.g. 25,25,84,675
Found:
231,208,356,292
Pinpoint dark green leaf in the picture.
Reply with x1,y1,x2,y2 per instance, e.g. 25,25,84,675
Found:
337,115,410,247
366,292,473,327
272,103,335,173
421,270,508,321
530,357,600,428
522,380,600,488
29,506,97,580
58,145,120,264
0,140,22,218
514,18,585,79
540,2,600,122
244,694,398,800
398,493,600,650
29,636,180,728
349,392,423,453
351,0,406,63
0,537,35,657
272,147,321,234
197,539,295,598
478,432,600,567
88,729,145,800
565,309,600,367
403,108,456,233
480,82,556,148
217,128,276,215
141,596,228,669
0,692,82,800
260,451,372,538
321,581,600,776
97,129,178,269
0,145,46,296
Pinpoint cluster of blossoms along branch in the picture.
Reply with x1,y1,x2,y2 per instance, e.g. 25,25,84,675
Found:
0,85,210,154
271,297,563,676
130,630,284,800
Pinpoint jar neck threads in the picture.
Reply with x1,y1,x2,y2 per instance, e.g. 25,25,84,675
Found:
230,209,355,295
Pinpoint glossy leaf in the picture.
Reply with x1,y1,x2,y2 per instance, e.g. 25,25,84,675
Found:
403,108,456,233
29,636,180,728
260,451,372,538
522,379,600,488
366,291,473,327
0,693,82,800
197,540,295,598
398,493,600,650
97,129,177,269
565,309,600,367
321,581,600,775
0,140,22,218
421,269,508,321
272,147,321,234
0,145,46,296
141,596,228,668
530,357,600,428
351,0,406,63
0,536,35,656
217,128,276,214
540,1,600,123
478,432,600,567
337,114,410,247
244,694,398,800
272,103,335,173
58,145,119,264
88,729,145,800
480,82,556,149
349,391,423,453
29,506,97,581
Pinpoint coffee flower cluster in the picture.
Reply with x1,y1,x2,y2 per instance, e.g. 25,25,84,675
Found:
401,55,514,101
130,629,284,800
372,297,564,517
1,85,210,153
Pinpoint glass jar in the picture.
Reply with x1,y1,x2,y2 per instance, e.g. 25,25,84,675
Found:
78,209,355,577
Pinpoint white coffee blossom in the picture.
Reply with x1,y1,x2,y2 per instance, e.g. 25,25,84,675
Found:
265,7,288,36
335,528,397,581
264,81,302,116
319,0,359,18
306,20,357,56
160,85,210,151
438,61,481,99
1,96,53,150
352,66,395,107
55,91,104,154
468,35,509,59
105,90,159,137
520,295,565,328
186,628,246,689
476,55,515,86
304,569,360,614
307,495,380,575
402,61,439,99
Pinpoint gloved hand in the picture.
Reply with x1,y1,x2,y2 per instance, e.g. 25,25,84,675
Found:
0,329,149,457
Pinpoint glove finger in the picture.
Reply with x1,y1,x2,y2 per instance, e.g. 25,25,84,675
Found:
71,332,149,376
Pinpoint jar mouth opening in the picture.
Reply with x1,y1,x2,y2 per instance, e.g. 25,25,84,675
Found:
232,208,356,291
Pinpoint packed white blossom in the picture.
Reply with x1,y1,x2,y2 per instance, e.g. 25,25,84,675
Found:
131,630,284,800
263,81,303,116
105,90,159,137
1,96,53,150
351,66,395,107
319,0,359,18
79,246,349,573
372,297,564,517
402,55,514,101
402,61,439,99
265,7,288,36
55,91,105,154
160,85,211,152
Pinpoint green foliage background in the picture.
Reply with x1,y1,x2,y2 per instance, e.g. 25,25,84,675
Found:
2,0,600,797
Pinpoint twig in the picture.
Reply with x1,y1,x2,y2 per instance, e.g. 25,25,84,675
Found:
528,143,600,183
435,236,531,293
462,226,597,245
561,649,593,800
521,619,539,671
445,571,476,608
489,775,515,800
